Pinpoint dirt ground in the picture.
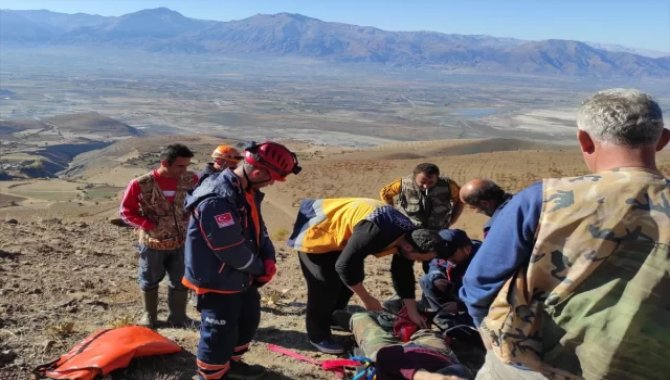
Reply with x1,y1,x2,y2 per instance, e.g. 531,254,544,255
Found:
1,138,669,379
0,217,368,379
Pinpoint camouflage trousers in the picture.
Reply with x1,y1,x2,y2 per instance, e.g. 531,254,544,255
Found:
350,312,453,361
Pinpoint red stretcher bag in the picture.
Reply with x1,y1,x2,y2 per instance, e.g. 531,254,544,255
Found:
34,326,181,380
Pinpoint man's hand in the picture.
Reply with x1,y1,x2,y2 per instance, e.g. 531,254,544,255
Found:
403,299,428,329
349,282,382,311
254,259,277,285
406,306,428,329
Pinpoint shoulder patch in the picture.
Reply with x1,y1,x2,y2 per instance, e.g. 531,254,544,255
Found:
214,212,235,228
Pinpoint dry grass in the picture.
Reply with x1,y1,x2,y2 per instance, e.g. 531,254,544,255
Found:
272,227,291,241
47,321,76,339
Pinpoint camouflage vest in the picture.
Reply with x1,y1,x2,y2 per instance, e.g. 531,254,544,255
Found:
397,176,453,229
481,168,670,380
136,171,194,250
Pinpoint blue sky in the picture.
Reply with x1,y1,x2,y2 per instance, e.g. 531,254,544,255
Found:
2,0,669,52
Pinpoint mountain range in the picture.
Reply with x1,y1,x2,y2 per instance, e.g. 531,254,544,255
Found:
1,7,669,77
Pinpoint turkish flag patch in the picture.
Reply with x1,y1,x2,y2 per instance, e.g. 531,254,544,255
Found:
214,212,235,228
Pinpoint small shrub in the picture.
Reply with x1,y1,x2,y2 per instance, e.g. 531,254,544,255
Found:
272,228,290,241
110,314,136,328
48,321,76,339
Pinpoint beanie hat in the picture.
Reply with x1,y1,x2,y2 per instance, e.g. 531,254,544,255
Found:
409,229,450,258
437,229,471,258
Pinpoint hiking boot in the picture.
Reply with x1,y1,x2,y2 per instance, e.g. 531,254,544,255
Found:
227,361,266,380
167,288,194,328
310,337,345,354
138,288,158,328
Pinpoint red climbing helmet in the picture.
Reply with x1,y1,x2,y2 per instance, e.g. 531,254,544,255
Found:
244,141,302,181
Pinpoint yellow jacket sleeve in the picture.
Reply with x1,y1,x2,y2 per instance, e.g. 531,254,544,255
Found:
379,178,402,204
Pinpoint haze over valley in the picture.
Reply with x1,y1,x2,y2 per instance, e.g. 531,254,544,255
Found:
2,8,669,180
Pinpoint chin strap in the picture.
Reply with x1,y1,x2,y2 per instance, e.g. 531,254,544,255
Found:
241,166,253,190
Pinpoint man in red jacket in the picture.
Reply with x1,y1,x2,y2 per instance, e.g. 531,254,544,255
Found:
119,143,198,328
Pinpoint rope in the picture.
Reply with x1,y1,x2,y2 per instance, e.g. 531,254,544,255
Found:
350,356,376,380
266,343,349,378
266,343,379,379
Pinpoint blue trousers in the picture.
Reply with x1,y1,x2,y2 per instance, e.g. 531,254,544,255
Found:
196,288,261,379
420,271,474,329
137,244,186,291
419,270,454,311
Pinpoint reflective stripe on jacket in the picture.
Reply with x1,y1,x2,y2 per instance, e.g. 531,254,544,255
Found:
182,170,271,294
287,197,413,257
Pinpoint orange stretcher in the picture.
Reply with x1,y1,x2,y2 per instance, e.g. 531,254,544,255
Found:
34,326,182,380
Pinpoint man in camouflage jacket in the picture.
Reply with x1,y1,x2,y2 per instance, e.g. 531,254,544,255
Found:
120,143,198,328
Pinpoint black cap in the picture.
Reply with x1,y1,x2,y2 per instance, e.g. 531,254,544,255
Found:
409,229,450,257
437,229,472,259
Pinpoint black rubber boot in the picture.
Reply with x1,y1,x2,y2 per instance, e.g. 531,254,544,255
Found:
167,288,193,328
139,288,159,328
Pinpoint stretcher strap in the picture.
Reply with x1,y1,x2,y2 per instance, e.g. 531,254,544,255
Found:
266,343,366,378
